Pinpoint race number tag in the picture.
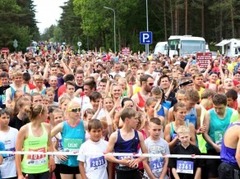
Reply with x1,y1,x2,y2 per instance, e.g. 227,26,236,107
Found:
176,160,194,174
27,148,47,165
63,139,83,153
150,159,163,170
90,156,105,168
214,131,223,146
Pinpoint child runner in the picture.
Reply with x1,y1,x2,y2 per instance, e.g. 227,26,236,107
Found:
50,108,64,179
168,126,203,179
78,119,109,179
143,117,170,179
105,108,147,179
0,109,18,179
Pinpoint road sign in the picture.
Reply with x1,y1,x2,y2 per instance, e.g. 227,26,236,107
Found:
196,52,212,68
140,31,152,44
77,41,82,47
13,39,18,49
121,47,130,55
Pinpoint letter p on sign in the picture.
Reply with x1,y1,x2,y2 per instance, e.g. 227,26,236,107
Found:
140,31,153,45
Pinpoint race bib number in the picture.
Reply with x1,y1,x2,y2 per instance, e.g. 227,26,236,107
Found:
150,159,163,171
63,138,83,153
27,148,47,165
90,156,105,168
176,160,194,174
214,131,223,146
118,156,133,167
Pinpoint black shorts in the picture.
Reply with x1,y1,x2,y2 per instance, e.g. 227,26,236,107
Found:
115,166,141,179
206,149,221,178
23,171,49,179
218,162,240,179
59,164,80,174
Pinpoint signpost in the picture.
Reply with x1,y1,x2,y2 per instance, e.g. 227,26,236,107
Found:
77,41,82,54
13,39,18,51
196,52,212,68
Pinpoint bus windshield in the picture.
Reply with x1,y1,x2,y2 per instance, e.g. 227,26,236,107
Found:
181,40,205,55
168,39,180,50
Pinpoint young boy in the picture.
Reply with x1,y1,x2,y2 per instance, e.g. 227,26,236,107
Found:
78,119,109,179
168,126,203,179
143,117,170,179
0,109,18,178
105,108,147,179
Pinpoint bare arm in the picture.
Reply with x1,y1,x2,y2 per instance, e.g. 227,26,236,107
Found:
164,124,179,150
51,122,63,138
203,112,220,152
45,123,56,172
79,162,87,179
194,167,202,179
15,126,27,178
172,168,180,179
160,157,169,179
236,132,240,168
142,160,156,179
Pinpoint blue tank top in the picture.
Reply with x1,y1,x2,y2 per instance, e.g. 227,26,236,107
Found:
207,107,233,150
170,122,189,142
157,105,165,117
220,122,240,167
61,120,85,167
114,129,139,154
185,108,197,128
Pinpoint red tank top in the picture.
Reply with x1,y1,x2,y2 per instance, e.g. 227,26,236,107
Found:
137,92,145,108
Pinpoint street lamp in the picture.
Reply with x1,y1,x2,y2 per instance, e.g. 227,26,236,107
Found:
145,0,149,55
104,6,116,53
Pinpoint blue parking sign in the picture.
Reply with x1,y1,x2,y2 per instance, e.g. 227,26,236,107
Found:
140,31,153,44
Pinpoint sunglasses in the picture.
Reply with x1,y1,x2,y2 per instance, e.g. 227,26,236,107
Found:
69,108,81,113
148,83,154,86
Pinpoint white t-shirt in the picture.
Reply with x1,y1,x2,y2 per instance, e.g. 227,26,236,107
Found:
0,127,18,178
77,139,108,179
144,137,170,179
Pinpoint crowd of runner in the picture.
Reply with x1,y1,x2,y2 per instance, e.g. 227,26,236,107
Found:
0,43,239,179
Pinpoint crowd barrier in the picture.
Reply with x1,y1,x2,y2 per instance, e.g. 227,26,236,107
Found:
0,151,220,159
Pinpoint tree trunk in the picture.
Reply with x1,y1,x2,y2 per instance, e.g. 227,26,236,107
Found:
219,0,223,40
174,1,178,35
230,0,235,37
170,0,174,35
201,0,205,37
163,0,167,40
185,0,188,35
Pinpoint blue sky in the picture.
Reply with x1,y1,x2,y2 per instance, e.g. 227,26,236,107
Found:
33,0,68,34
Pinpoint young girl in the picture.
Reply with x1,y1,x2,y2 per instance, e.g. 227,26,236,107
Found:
50,108,64,179
164,102,196,151
51,100,85,179
9,96,31,130
0,109,18,179
58,94,71,118
15,104,55,179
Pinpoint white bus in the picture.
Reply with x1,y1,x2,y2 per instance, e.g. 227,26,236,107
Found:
168,35,206,58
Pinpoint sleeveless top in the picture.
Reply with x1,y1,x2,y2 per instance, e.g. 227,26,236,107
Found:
157,105,165,117
21,123,48,174
185,108,197,128
170,122,189,141
220,122,240,167
207,107,233,150
61,120,85,167
137,92,145,108
114,129,139,154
